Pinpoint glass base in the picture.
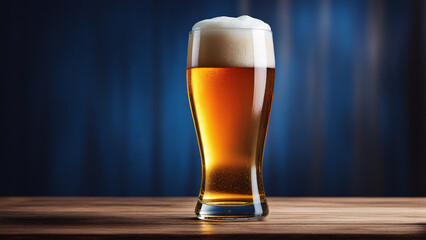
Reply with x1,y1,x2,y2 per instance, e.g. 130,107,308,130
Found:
195,199,268,221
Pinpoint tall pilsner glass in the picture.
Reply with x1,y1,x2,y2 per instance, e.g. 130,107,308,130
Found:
186,16,275,221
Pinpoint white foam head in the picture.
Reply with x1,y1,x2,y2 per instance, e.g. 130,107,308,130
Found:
187,15,275,68
192,15,271,31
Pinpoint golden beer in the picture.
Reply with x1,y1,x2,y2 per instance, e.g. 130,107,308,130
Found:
187,16,275,220
187,67,274,204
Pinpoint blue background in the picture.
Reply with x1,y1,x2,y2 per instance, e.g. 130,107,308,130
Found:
1,0,425,196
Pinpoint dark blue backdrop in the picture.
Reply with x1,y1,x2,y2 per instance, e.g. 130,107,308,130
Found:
1,0,425,196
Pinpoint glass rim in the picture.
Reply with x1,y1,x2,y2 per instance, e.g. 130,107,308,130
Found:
189,28,272,34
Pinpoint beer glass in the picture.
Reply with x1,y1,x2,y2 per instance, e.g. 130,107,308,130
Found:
187,18,275,221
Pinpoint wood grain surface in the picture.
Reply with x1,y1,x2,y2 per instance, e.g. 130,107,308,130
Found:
0,197,425,239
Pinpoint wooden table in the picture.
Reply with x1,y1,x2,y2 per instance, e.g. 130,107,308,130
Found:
1,197,425,239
